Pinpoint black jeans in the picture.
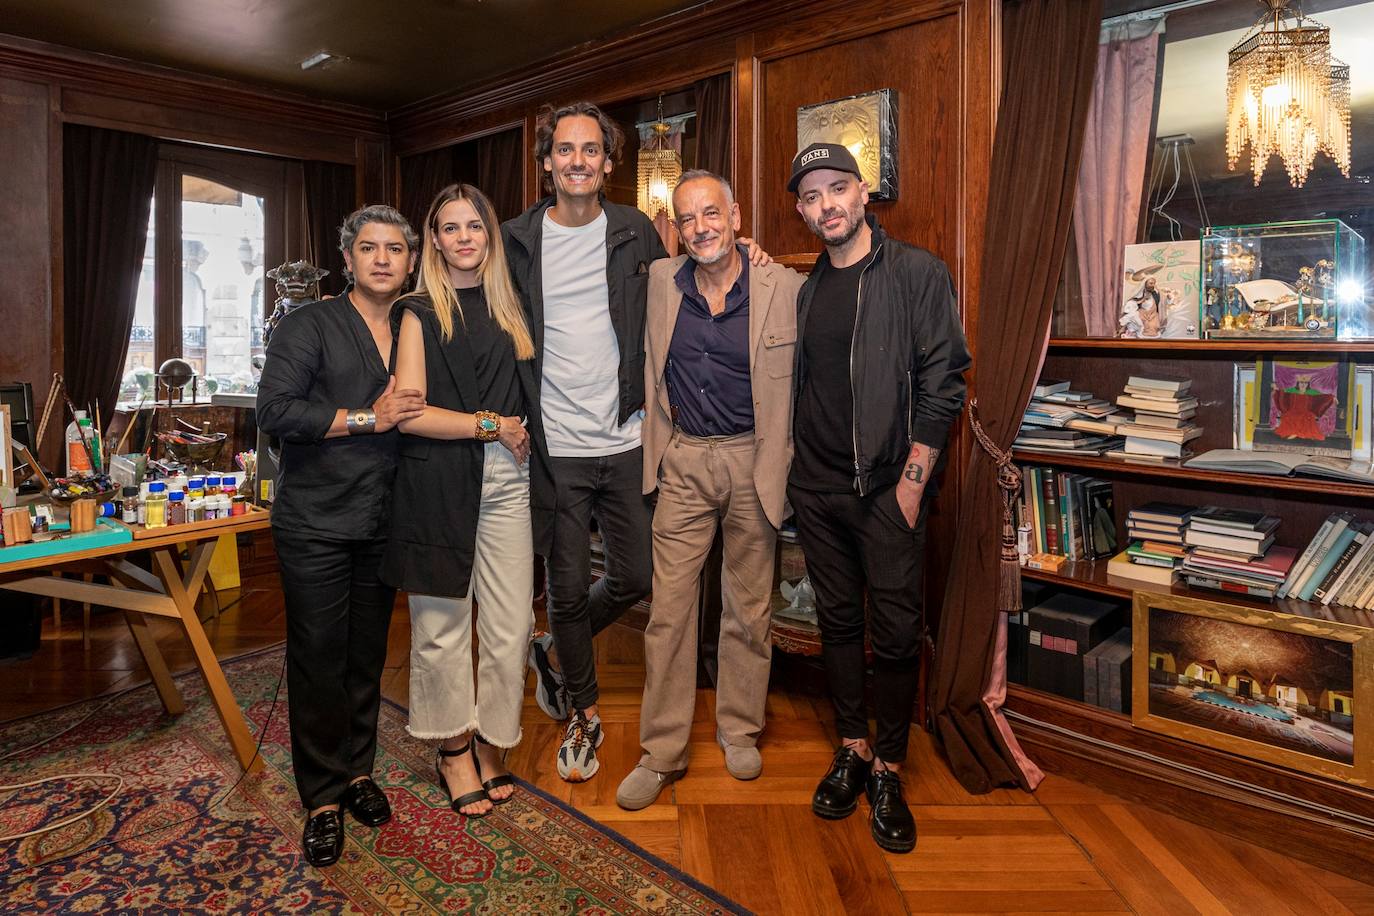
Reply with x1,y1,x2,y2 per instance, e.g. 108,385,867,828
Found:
546,447,654,710
273,528,396,809
788,483,928,763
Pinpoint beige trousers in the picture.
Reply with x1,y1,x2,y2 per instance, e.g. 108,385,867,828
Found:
640,430,777,772
407,442,533,747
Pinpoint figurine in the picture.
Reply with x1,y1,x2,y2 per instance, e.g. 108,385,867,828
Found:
263,261,329,350
1118,300,1144,338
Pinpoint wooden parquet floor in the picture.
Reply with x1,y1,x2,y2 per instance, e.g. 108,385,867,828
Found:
5,578,1373,914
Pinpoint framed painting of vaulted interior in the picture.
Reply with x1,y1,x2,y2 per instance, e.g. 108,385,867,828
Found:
1132,592,1373,786
796,89,897,200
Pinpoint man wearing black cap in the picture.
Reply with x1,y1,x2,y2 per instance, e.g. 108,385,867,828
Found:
785,142,970,854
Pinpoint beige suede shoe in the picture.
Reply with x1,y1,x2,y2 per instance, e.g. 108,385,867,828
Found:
717,730,763,780
615,765,684,811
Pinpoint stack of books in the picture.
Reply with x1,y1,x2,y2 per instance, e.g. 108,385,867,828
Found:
1113,375,1202,461
1278,513,1374,607
1106,502,1198,585
1016,379,1125,456
1179,507,1294,598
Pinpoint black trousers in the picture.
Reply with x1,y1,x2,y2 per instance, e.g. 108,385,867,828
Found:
545,447,654,710
788,483,928,763
274,528,396,809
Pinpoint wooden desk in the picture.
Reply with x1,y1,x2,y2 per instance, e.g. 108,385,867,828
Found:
0,512,272,773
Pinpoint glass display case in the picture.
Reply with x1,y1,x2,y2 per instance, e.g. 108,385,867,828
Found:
1201,219,1368,340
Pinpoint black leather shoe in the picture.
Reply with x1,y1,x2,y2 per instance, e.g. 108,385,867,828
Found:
302,808,345,867
811,746,872,819
866,768,917,853
343,777,392,827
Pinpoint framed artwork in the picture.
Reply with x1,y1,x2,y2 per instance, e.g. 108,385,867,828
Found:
1251,358,1355,458
1235,363,1372,462
796,89,898,200
1120,241,1201,340
1133,592,1372,785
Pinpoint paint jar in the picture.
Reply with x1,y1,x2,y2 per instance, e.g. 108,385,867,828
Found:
96,502,118,518
187,477,205,500
230,494,248,517
144,481,168,529
121,487,139,525
168,491,186,525
205,476,222,496
186,496,204,523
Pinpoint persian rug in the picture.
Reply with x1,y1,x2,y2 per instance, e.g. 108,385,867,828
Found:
0,646,745,914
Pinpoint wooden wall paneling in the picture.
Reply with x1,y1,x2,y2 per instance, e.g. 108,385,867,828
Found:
46,83,64,470
0,34,384,161
734,34,756,239
356,138,390,207
754,14,962,261
0,77,57,463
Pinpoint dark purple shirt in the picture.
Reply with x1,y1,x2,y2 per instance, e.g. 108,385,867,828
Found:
666,250,753,437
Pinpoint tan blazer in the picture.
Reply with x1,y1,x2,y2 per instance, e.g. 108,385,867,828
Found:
642,255,806,528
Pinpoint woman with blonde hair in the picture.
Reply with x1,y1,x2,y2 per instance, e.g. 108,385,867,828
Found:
383,183,550,817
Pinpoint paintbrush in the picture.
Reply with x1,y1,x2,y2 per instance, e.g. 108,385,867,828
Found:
33,372,62,453
95,402,105,471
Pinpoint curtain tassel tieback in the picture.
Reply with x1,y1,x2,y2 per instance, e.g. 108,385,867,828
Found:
968,399,1023,613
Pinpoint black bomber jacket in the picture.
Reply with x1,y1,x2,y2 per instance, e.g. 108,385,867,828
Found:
794,214,972,496
502,195,668,426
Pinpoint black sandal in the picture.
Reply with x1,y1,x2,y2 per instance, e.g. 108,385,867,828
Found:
475,734,517,805
436,744,490,816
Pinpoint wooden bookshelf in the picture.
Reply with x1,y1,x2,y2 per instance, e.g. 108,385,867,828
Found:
1048,336,1374,354
1012,448,1374,500
1010,331,1374,878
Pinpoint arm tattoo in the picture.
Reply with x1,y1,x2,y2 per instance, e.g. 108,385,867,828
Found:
902,447,942,484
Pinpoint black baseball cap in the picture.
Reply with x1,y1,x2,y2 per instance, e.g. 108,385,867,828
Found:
787,142,863,192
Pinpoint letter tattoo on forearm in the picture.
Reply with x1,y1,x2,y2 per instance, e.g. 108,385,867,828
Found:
903,446,941,484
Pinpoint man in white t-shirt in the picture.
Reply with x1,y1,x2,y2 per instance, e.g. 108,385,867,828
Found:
502,102,667,783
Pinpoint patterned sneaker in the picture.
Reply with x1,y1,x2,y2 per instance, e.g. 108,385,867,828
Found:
557,711,604,782
528,632,569,721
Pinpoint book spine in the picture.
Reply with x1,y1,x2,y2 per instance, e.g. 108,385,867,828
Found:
1031,467,1045,555
1058,471,1071,557
1332,545,1374,608
1315,527,1368,603
1042,470,1061,556
1183,574,1277,599
1278,515,1336,599
1297,523,1356,602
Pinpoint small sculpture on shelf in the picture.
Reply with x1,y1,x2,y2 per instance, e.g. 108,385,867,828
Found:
263,260,329,350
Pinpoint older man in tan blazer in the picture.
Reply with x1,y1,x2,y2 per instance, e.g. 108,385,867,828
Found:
616,169,805,811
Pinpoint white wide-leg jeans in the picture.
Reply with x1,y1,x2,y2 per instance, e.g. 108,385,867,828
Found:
406,441,534,747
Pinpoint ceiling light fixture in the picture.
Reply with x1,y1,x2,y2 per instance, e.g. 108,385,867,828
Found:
637,95,684,221
1224,0,1351,188
300,50,343,71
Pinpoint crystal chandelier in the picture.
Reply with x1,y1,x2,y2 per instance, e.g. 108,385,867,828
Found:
1224,0,1351,188
637,96,683,220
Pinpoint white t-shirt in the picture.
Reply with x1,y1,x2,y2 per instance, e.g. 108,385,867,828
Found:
539,210,642,457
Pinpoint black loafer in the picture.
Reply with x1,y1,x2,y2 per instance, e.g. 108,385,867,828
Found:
866,769,916,853
811,746,872,819
302,808,345,867
343,777,392,827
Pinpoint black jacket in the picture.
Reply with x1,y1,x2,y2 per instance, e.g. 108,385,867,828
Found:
502,196,668,426
380,294,552,598
795,215,971,496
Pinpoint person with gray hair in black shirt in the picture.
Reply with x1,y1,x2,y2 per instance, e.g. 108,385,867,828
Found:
256,204,425,867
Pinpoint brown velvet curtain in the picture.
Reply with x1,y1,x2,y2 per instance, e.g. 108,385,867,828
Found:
475,127,527,221
62,124,159,422
930,0,1102,793
399,146,458,240
302,160,356,298
694,72,732,181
